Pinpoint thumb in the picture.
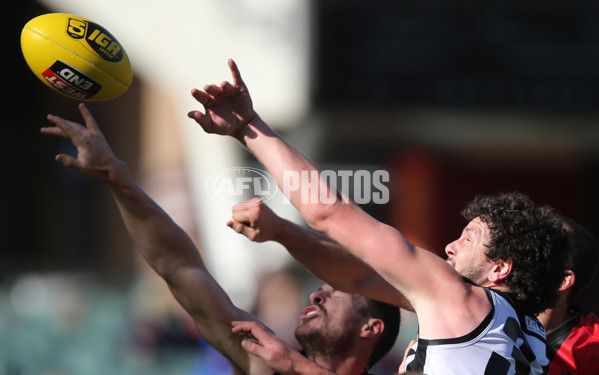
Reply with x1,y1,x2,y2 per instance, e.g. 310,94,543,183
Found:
241,339,252,350
228,221,258,239
187,111,215,133
228,221,248,234
55,154,83,171
241,339,266,358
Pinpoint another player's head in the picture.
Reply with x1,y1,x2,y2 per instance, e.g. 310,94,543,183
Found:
295,284,400,369
560,216,599,304
446,192,567,316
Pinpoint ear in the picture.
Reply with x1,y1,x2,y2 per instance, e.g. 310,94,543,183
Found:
559,270,576,292
489,258,513,284
360,318,384,339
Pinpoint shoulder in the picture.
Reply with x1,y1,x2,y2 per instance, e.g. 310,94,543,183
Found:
568,306,599,340
489,289,547,341
549,307,599,374
416,284,493,339
548,304,599,345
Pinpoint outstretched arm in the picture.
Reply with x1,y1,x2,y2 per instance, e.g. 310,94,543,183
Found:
227,198,411,309
42,104,269,375
188,60,464,315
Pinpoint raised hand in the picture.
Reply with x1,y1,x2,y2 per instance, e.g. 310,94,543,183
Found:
231,320,299,375
41,103,125,182
227,198,281,243
188,59,258,139
232,320,337,375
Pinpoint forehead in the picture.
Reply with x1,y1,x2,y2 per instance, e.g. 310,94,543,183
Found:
319,284,366,304
318,284,350,296
464,217,489,233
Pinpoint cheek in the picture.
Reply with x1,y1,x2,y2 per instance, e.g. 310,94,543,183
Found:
328,305,352,324
454,250,478,269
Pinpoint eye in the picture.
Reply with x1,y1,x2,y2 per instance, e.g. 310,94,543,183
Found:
331,292,343,300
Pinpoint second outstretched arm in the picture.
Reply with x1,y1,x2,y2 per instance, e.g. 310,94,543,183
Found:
228,198,411,309
43,104,269,374
187,60,460,312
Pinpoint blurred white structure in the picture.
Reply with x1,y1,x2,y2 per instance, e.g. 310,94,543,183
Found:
39,0,311,309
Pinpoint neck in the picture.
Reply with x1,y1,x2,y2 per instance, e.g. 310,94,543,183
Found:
478,280,511,294
307,352,368,375
537,300,574,333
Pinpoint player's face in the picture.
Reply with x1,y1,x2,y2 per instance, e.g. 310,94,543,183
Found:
445,217,496,286
295,284,367,355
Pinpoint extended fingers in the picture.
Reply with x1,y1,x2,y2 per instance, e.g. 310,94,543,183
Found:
40,125,65,137
54,153,82,171
231,321,273,339
204,84,222,97
45,114,82,139
192,77,239,102
221,81,239,96
228,58,246,88
187,107,216,129
190,88,214,106
231,320,251,333
78,103,100,132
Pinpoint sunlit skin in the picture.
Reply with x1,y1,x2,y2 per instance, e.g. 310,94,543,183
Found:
296,284,367,340
445,217,497,287
294,284,370,363
230,283,379,374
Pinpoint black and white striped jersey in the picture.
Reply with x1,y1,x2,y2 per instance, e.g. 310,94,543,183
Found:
404,288,549,375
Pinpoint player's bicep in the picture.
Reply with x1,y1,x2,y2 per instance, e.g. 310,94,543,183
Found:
320,204,456,303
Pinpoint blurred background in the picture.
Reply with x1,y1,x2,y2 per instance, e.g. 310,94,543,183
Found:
4,0,599,374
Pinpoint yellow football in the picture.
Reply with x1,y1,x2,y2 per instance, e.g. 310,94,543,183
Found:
21,13,133,101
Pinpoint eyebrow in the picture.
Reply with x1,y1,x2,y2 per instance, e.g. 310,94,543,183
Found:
464,224,482,233
320,286,336,294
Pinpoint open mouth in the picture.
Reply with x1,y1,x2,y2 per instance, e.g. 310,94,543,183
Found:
300,305,320,320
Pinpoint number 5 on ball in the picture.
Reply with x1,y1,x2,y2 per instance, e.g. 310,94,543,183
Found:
21,13,133,101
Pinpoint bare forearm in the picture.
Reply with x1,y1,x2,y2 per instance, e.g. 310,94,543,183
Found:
240,116,342,231
105,164,262,372
238,119,414,309
105,165,202,280
276,218,412,309
274,218,374,292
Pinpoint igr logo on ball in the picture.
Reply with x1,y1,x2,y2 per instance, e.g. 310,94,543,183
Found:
66,18,124,62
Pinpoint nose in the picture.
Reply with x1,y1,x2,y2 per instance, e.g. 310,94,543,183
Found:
445,240,457,258
309,290,326,305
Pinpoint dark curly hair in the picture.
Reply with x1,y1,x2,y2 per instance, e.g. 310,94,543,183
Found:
461,192,567,316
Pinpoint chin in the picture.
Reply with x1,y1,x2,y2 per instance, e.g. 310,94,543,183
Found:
294,322,313,337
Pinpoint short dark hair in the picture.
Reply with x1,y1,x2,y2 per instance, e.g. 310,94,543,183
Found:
358,298,400,368
561,216,599,303
461,192,567,316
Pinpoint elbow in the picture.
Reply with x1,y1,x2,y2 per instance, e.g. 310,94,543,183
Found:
305,199,343,234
